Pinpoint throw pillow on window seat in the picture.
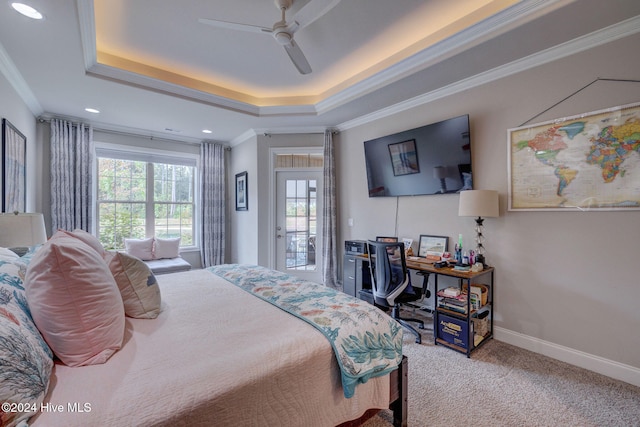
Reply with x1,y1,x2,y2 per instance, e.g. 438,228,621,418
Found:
153,237,181,259
124,237,154,261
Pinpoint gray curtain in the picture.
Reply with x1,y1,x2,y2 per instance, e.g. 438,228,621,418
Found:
200,142,226,267
322,130,338,289
50,119,93,232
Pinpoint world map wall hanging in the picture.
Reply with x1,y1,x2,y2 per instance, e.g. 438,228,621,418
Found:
508,102,640,211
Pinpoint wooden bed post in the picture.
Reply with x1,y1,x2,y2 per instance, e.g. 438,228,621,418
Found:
389,355,408,427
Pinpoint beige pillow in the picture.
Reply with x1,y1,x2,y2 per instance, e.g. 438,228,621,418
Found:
107,251,162,319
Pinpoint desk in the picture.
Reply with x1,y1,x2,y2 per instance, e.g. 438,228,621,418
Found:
344,253,494,357
406,259,494,357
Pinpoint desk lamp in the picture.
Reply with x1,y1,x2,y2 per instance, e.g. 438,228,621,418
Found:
458,190,499,266
0,212,47,256
433,166,447,193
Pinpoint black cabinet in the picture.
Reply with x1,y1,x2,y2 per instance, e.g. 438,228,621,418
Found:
342,254,370,297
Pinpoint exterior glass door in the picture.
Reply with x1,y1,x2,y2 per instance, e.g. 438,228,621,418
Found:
276,170,322,282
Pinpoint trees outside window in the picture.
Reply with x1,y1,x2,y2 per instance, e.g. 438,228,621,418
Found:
97,157,195,250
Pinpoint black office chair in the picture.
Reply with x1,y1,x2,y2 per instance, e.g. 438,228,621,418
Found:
367,240,425,343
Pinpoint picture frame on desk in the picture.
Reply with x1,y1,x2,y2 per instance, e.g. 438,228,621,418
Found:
418,235,448,258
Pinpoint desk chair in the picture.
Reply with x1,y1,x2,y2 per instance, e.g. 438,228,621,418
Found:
367,241,425,343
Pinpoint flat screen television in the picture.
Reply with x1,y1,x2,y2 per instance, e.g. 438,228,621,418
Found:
363,114,472,197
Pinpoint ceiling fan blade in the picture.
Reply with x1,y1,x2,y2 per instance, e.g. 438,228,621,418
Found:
283,40,312,74
292,0,342,31
198,18,272,34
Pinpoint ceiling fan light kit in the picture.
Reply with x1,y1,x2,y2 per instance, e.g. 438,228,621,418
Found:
199,0,342,75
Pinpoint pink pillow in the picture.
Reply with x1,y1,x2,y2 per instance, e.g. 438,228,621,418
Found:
25,231,125,366
124,237,154,260
59,228,106,256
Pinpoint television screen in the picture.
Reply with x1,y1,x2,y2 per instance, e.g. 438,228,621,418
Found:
363,114,472,197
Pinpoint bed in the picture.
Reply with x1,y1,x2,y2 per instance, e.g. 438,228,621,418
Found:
0,235,407,427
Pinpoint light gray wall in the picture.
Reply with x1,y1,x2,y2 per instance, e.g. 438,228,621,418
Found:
229,133,323,267
229,135,258,264
336,32,640,379
0,72,37,213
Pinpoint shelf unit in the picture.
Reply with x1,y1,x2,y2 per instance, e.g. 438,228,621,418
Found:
431,266,494,357
344,250,495,357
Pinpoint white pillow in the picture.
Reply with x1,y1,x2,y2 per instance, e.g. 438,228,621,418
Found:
124,237,154,261
154,237,181,259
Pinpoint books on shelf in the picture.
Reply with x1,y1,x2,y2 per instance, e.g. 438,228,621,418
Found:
441,287,461,297
437,287,485,313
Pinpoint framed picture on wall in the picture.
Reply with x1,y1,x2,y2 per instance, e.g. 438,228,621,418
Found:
2,119,27,213
235,171,248,211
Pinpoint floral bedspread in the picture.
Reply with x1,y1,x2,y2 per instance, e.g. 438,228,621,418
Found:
207,264,403,398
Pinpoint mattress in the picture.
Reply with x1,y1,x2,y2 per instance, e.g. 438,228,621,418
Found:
30,269,390,427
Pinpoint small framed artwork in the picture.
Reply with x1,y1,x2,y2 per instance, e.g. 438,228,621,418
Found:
235,171,248,211
2,119,27,213
418,235,448,258
401,238,413,249
388,139,419,176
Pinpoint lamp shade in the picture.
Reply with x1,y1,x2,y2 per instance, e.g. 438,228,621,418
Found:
433,166,447,179
0,213,47,247
458,190,499,218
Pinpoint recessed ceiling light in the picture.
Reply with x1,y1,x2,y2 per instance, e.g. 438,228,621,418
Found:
11,3,43,20
85,108,100,114
202,129,212,134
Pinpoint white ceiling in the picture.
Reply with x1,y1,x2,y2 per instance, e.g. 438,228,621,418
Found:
1,0,639,145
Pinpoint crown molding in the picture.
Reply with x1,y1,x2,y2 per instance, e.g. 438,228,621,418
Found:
337,14,640,132
228,126,328,147
316,0,575,114
76,0,574,117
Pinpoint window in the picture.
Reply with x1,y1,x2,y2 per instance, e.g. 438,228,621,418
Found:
96,149,197,251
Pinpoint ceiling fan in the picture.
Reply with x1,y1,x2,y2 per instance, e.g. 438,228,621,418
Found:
199,0,341,74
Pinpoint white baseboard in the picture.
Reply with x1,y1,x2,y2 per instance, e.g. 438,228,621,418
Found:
494,326,640,388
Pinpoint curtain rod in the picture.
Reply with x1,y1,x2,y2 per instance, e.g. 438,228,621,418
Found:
38,116,217,147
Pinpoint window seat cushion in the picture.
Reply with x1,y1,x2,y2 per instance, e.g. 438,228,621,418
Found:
143,257,191,275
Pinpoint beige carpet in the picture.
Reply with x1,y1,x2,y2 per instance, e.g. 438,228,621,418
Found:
362,310,640,427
